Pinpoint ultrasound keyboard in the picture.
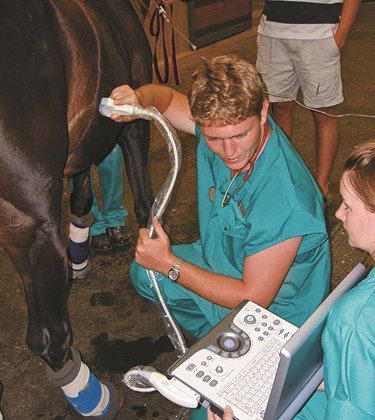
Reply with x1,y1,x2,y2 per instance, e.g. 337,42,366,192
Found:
168,301,298,419
219,336,283,416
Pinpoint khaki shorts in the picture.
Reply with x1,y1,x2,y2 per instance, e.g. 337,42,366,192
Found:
256,34,343,108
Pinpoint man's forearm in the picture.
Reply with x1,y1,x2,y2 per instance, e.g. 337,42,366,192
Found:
336,0,361,47
170,260,251,309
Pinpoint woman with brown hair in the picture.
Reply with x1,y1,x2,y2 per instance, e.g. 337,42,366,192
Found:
208,140,375,419
296,140,375,419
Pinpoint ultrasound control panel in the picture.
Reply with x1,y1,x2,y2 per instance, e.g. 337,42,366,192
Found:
168,300,298,419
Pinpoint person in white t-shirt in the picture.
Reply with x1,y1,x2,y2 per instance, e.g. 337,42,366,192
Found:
256,0,361,203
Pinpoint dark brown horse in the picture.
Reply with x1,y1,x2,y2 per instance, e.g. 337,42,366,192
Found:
0,0,152,416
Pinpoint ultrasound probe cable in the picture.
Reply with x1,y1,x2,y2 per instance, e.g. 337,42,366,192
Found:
100,98,188,356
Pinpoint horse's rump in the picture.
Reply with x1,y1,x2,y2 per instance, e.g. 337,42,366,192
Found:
49,0,152,175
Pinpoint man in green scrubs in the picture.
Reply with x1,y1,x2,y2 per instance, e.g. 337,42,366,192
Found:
111,54,329,328
128,113,330,335
110,54,330,419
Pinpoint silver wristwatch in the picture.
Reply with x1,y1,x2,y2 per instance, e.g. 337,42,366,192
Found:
167,257,184,283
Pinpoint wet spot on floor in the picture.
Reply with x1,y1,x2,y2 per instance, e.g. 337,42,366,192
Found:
98,259,112,268
90,292,116,306
152,411,160,417
130,405,147,417
139,304,150,314
90,332,175,373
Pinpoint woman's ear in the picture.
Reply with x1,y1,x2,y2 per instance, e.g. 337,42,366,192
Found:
260,100,269,125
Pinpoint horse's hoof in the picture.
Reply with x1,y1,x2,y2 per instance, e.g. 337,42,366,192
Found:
69,260,93,280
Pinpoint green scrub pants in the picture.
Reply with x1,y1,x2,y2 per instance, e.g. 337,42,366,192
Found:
130,243,231,340
130,243,233,420
90,145,128,236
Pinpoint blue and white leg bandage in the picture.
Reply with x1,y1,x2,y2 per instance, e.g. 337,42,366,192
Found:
46,347,119,418
62,363,110,416
68,222,90,275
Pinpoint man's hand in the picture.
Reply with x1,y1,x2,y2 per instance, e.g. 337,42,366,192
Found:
109,85,141,123
135,217,175,274
333,32,345,49
207,405,234,420
317,380,325,391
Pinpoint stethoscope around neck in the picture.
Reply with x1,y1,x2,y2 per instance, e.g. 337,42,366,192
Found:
221,121,269,207
221,167,249,207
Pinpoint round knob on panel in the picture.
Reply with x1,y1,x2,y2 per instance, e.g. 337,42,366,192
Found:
243,314,257,325
218,334,241,352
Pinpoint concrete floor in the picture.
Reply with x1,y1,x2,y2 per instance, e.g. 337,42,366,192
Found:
0,1,374,419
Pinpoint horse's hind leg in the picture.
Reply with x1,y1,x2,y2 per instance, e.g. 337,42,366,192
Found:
2,192,121,417
0,190,73,370
118,119,153,228
65,171,122,416
68,169,94,279
0,179,120,417
115,1,154,228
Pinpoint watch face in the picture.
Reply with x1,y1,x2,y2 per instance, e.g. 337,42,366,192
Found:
168,268,179,281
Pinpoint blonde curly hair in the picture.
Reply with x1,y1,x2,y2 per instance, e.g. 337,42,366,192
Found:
188,55,265,126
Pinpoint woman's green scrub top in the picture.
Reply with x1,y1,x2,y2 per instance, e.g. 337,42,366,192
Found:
296,267,375,419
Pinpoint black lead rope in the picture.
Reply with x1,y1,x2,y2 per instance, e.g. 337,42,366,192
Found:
149,3,181,85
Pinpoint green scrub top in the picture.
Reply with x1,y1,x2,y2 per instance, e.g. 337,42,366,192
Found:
296,267,375,419
194,116,330,326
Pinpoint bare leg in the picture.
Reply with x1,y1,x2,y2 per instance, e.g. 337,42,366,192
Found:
311,108,338,197
272,101,295,138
